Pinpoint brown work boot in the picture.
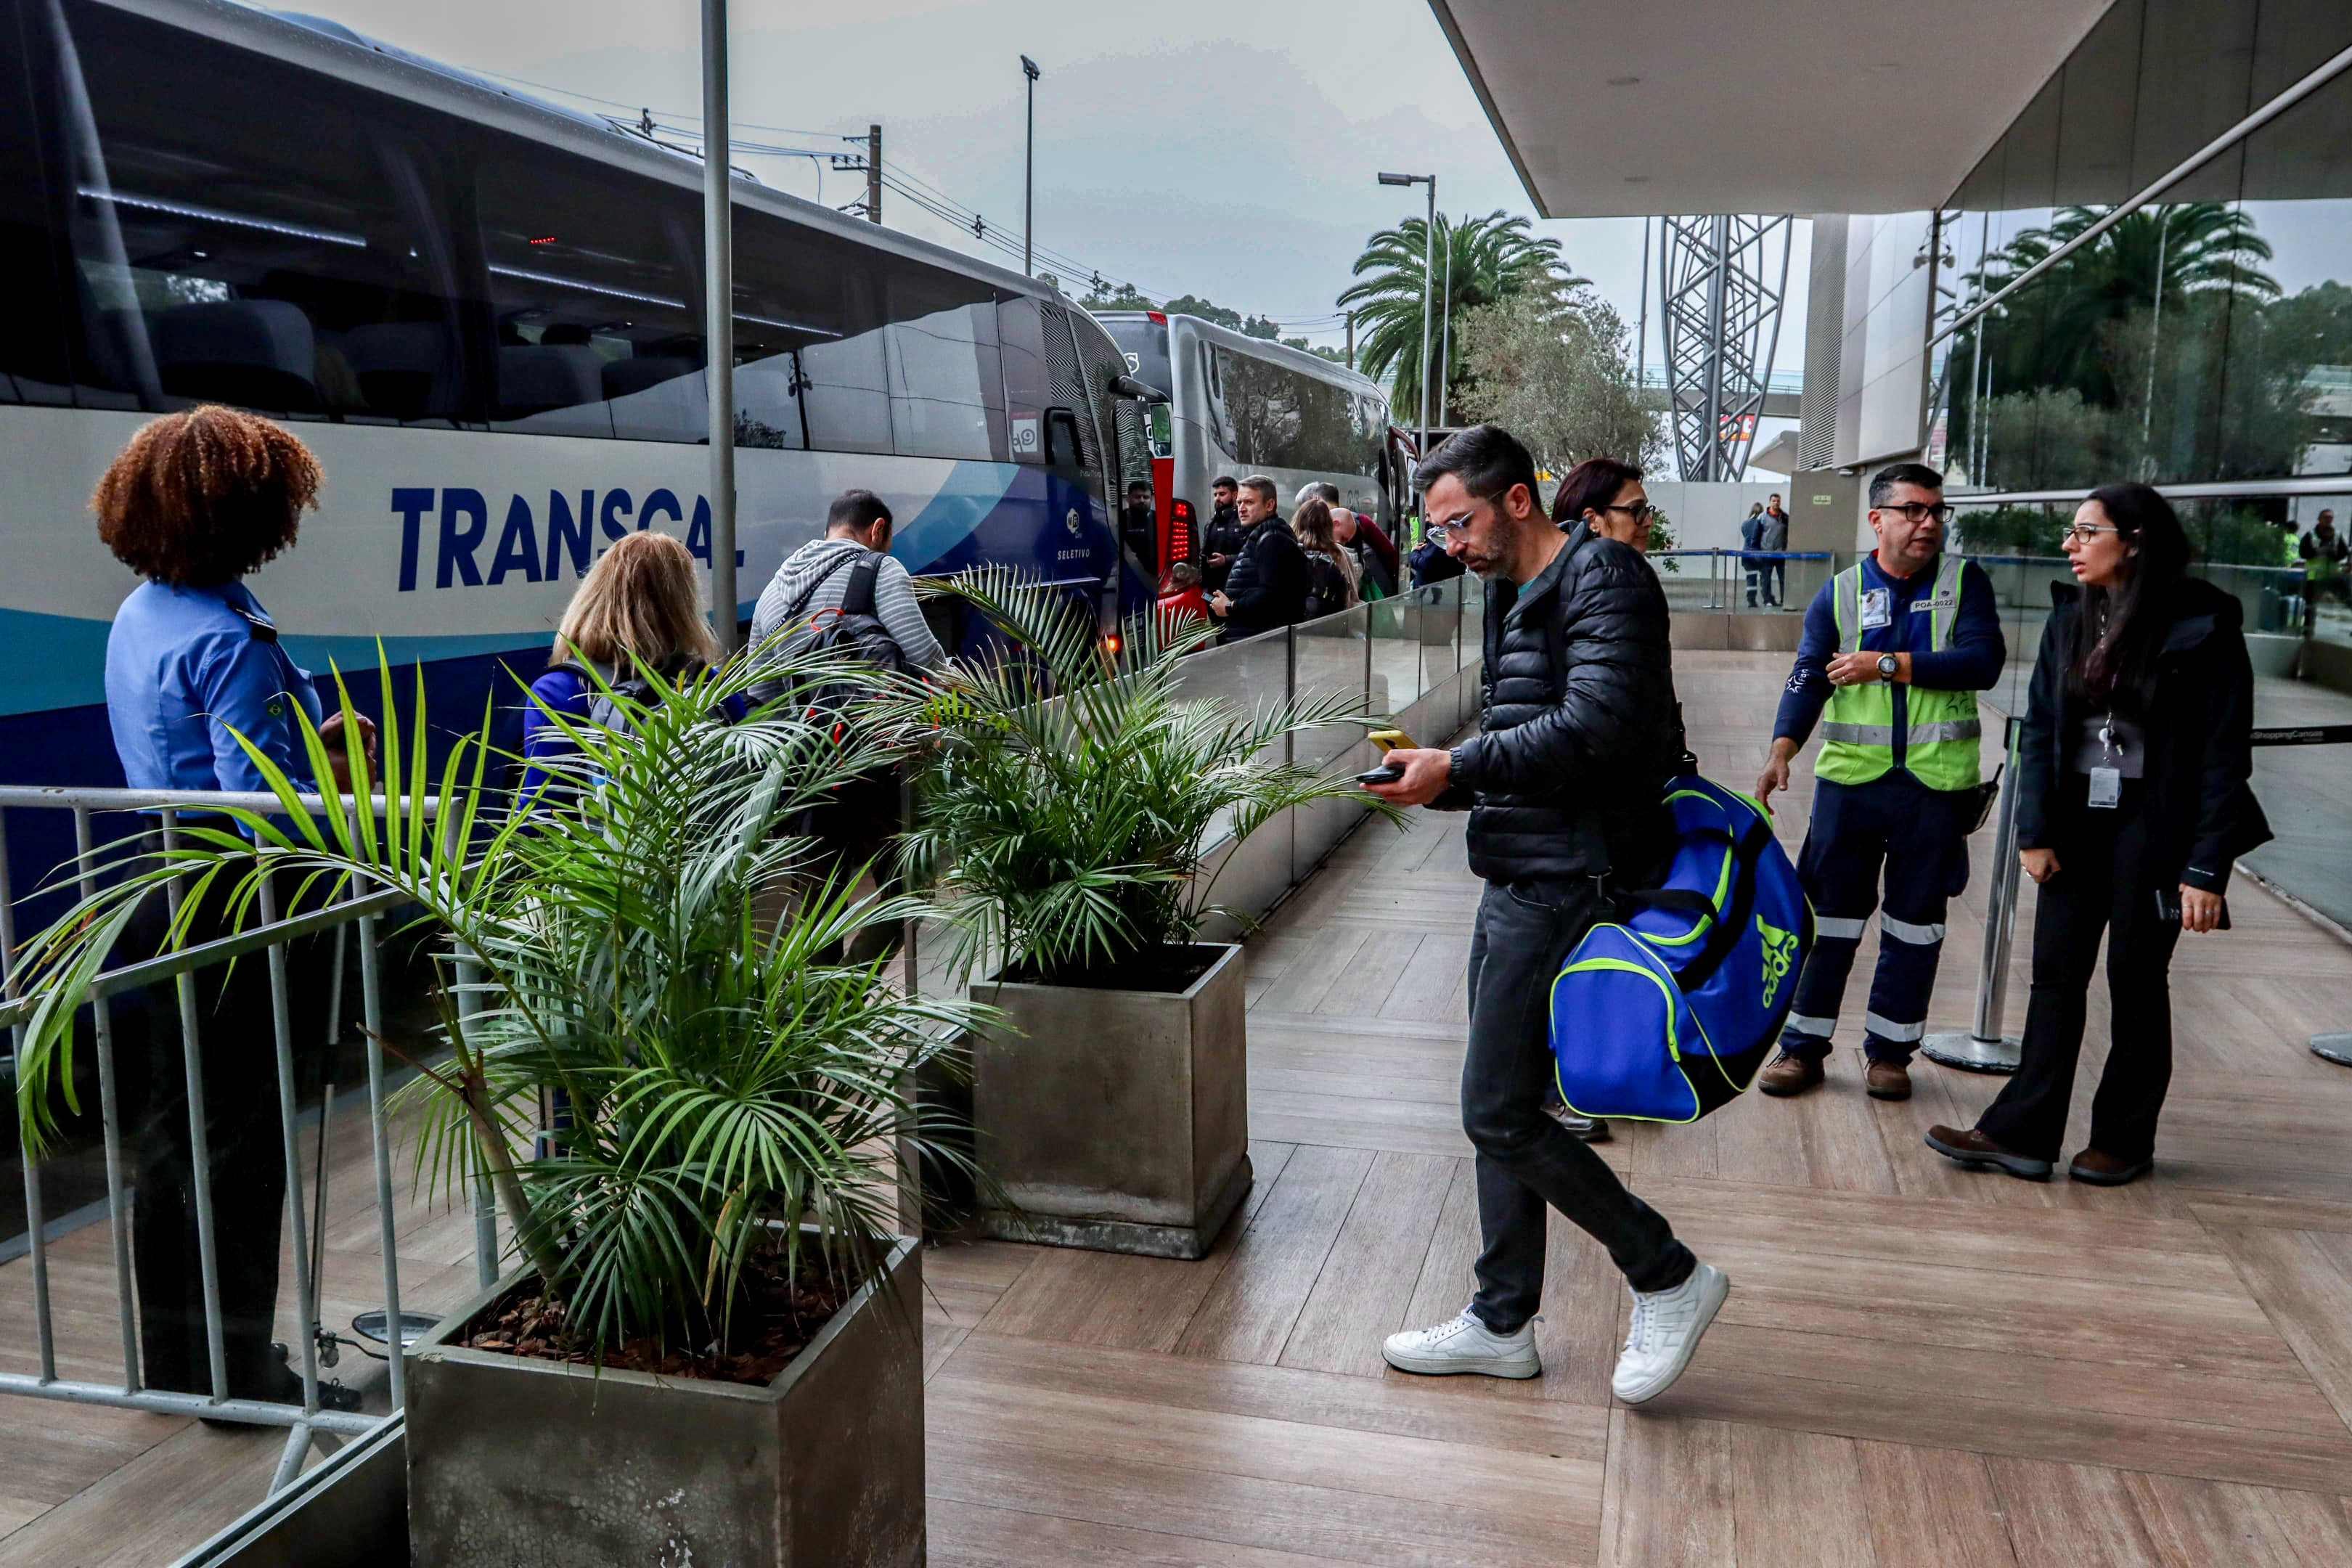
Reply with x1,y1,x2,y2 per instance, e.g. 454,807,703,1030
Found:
2068,1148,2153,1186
1756,1052,1825,1098
1924,1124,2051,1180
1864,1059,1911,1101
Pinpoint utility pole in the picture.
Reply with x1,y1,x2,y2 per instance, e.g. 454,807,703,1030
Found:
1636,215,1649,389
701,0,736,653
1344,309,1355,370
867,123,881,224
1020,56,1040,276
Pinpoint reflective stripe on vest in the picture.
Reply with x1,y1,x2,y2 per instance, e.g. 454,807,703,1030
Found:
1816,555,1981,791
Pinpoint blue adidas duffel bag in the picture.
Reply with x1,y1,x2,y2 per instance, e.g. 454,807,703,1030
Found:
1548,777,1814,1123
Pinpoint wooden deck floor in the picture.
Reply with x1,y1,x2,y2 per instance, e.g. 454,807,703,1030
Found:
920,651,2352,1567
7,649,2352,1564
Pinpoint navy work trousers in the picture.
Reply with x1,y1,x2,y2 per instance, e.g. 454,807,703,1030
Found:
1780,773,1973,1064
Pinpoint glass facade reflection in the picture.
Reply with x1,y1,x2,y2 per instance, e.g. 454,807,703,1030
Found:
1935,0,2352,579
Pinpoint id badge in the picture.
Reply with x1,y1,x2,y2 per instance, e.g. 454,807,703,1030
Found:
2087,766,2121,809
1858,588,1892,630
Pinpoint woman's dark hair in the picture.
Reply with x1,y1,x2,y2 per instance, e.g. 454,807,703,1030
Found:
1551,457,1644,530
2066,481,2190,714
93,405,320,585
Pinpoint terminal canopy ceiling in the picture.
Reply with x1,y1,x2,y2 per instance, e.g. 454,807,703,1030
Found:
1427,0,2117,216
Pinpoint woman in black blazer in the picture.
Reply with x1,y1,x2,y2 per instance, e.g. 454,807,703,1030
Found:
1928,483,2270,1185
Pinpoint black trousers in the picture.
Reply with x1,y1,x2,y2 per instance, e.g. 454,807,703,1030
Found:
1463,879,1694,1333
126,860,332,1398
1976,796,2182,1164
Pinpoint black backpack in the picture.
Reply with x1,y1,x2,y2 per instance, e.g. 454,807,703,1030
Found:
767,550,910,730
1301,552,1351,621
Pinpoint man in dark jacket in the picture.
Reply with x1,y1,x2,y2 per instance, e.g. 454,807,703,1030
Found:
1210,474,1307,641
1365,424,1727,1403
1201,475,1246,594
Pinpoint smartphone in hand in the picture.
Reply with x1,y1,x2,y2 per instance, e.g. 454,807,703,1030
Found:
1359,727,1418,785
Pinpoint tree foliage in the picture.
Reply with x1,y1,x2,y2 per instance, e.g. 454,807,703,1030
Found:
1452,290,1663,475
1339,211,1582,420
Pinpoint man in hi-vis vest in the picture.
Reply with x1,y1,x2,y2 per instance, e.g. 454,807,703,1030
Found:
1752,463,2006,1101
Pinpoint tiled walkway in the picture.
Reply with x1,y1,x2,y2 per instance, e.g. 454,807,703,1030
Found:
920,650,2352,1567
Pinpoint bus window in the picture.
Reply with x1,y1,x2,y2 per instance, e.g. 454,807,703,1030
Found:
49,0,469,424
475,155,705,442
883,264,1003,461
1037,301,1102,475
999,295,1067,466
0,1,70,407
731,208,890,454
1199,340,1237,459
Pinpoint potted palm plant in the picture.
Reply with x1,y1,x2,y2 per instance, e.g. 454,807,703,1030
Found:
897,573,1399,1259
11,648,973,1568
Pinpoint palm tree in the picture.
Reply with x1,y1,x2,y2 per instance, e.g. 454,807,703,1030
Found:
1339,211,1583,428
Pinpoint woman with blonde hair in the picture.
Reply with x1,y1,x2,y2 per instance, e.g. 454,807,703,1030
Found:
518,530,734,799
1291,497,1358,619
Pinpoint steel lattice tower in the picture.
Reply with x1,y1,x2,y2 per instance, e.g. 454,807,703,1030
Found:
1658,215,1794,481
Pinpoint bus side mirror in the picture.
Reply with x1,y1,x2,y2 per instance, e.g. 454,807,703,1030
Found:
1109,373,1169,404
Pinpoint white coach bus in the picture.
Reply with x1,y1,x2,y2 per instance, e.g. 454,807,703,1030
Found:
1096,311,1403,575
0,0,1156,826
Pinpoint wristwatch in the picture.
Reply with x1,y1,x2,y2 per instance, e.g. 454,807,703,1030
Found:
1876,653,1900,680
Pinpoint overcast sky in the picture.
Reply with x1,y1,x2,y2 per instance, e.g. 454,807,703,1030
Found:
287,0,1808,427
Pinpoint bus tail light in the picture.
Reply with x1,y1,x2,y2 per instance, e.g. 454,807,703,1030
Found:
1169,497,1196,565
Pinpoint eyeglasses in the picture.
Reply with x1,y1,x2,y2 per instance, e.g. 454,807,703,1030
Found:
1876,502,1956,524
1599,502,1662,523
2064,521,2123,543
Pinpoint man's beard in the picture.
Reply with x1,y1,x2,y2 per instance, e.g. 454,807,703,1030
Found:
1461,552,1505,581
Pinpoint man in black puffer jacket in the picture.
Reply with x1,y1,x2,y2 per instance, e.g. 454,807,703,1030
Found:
1209,474,1307,642
1365,425,1728,1404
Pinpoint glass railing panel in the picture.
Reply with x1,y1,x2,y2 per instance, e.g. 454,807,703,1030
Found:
1293,605,1371,772
1368,593,1425,716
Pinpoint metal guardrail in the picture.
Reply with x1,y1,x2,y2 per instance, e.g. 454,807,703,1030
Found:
1652,549,1835,613
0,784,476,1498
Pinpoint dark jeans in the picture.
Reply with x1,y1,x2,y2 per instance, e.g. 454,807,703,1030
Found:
126,859,332,1397
1976,793,2182,1164
1463,879,1694,1333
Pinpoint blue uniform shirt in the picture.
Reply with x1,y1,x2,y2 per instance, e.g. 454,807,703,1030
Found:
105,580,323,793
1772,551,2006,755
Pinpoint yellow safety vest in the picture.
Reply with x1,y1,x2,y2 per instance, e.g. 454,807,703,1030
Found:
1816,554,1981,792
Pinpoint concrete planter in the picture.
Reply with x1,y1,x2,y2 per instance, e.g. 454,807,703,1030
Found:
971,942,1250,1259
403,1235,923,1568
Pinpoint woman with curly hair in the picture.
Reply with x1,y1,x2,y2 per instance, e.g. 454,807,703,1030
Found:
97,405,365,1416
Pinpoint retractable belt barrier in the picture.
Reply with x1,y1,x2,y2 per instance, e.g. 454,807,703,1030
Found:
1919,718,2352,1072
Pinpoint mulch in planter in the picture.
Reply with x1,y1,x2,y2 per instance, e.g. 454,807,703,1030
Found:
457,1264,857,1387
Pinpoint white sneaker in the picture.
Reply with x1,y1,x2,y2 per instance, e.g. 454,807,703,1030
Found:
1382,1308,1541,1379
1611,1262,1729,1405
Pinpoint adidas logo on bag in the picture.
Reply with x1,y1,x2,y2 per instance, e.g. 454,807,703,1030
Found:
1756,915,1797,1010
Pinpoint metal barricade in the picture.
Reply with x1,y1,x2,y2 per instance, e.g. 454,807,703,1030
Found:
0,784,478,1496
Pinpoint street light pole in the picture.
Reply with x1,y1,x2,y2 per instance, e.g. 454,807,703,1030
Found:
1020,55,1040,277
701,0,737,653
1377,172,1436,462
